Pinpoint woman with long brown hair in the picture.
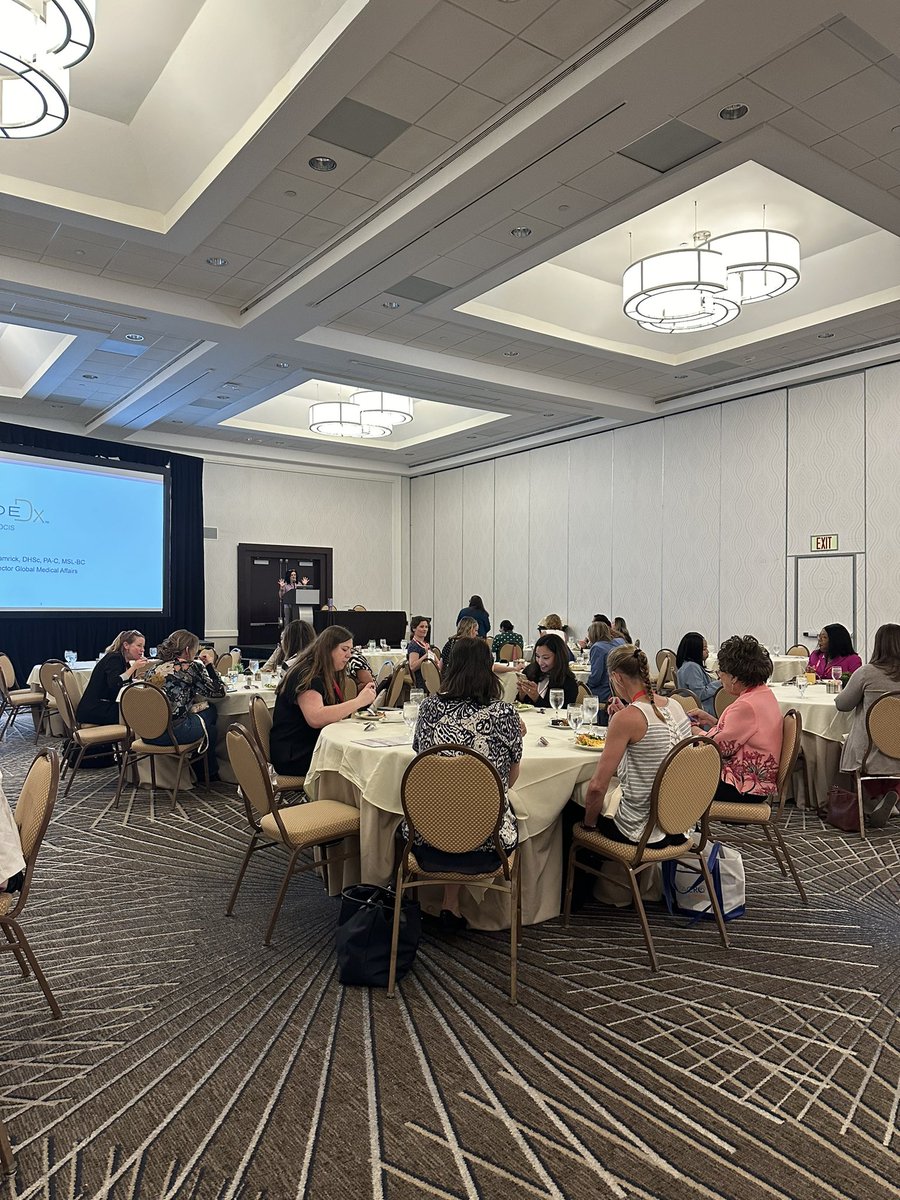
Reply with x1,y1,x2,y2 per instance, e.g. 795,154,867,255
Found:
144,629,225,780
835,623,900,825
269,625,376,779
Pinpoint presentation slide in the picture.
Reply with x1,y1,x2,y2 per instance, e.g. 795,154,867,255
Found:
0,451,167,612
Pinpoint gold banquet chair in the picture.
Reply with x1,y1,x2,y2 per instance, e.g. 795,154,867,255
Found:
672,689,701,713
114,683,209,811
386,663,413,708
709,709,807,902
498,643,520,663
854,692,900,839
564,737,729,971
248,695,307,799
655,649,677,694
714,687,737,718
390,745,521,1003
37,658,65,736
0,653,45,743
49,672,128,797
575,682,592,706
786,644,809,657
0,749,62,1018
225,725,360,945
216,651,235,674
419,658,441,695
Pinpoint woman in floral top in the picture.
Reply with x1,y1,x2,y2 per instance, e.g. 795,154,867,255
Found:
144,629,226,780
410,636,522,932
689,635,783,801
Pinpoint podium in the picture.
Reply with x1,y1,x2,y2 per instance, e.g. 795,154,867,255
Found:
283,587,319,626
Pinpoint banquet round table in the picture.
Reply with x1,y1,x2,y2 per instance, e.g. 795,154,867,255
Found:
706,653,807,684
304,710,601,929
768,682,851,808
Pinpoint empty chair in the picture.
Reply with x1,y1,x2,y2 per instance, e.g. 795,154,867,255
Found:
1,749,62,1018
225,725,359,944
374,660,395,687
575,682,592,706
351,604,367,611
36,658,65,736
386,663,413,708
853,693,900,839
49,671,128,797
498,643,519,663
420,658,441,695
786,644,809,657
114,683,208,811
216,652,235,673
0,653,45,743
655,649,676,694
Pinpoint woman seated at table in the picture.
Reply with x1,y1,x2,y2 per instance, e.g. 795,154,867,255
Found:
270,625,376,781
538,613,575,662
406,616,442,687
144,630,226,781
517,634,578,708
834,622,900,826
76,629,148,726
456,594,491,639
261,619,316,673
578,614,611,649
411,637,522,931
688,635,782,803
492,620,524,661
808,624,862,681
441,617,479,672
346,646,375,689
581,645,691,843
585,621,626,715
613,616,632,644
675,632,722,715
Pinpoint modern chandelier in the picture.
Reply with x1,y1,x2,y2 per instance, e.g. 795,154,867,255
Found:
0,0,96,140
308,391,415,439
623,213,800,335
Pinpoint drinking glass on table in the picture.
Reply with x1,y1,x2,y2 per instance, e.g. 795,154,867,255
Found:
797,675,807,697
549,688,564,720
567,705,584,738
148,646,158,660
64,649,76,667
831,666,843,686
409,688,425,705
402,702,420,742
582,696,600,728
249,659,260,675
380,638,388,650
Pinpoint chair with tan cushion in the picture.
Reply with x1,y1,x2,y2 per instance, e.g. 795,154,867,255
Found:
709,708,807,900
0,749,62,1018
248,695,306,798
420,658,441,696
714,686,737,718
0,1117,13,1175
114,683,208,811
390,745,521,1002
49,671,128,798
0,653,45,743
351,604,367,611
498,643,520,663
575,682,592,706
655,649,676,694
343,674,358,701
386,663,413,709
786,644,809,657
374,660,395,687
225,724,360,944
563,736,729,971
854,692,900,839
216,651,235,674
672,688,701,713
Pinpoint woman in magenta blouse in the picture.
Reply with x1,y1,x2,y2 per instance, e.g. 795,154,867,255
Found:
689,635,783,802
808,624,862,680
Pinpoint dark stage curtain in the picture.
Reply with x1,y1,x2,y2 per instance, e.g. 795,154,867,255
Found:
0,422,204,684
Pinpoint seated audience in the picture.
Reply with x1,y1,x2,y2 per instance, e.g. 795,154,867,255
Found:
492,620,524,660
537,613,575,661
517,633,578,708
578,614,611,649
270,625,376,780
346,647,375,689
613,616,632,644
410,637,522,931
441,617,479,671
689,635,782,802
835,622,900,826
808,624,862,680
144,630,226,781
261,619,316,673
675,632,722,715
581,645,691,844
406,616,442,687
585,621,626,712
456,595,491,639
76,629,148,725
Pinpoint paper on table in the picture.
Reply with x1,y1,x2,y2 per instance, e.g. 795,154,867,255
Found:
354,736,412,748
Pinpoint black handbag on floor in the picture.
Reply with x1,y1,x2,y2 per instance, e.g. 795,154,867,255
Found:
335,884,421,987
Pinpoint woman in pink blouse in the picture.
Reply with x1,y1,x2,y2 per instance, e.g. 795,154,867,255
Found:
808,624,862,681
689,635,783,801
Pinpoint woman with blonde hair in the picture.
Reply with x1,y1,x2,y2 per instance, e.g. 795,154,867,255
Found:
835,623,900,826
270,625,376,780
440,616,479,672
144,629,225,779
76,629,148,726
585,621,626,715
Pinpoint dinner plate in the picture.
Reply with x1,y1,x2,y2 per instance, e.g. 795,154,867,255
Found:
574,740,606,752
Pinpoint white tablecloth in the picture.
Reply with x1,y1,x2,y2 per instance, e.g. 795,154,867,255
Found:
706,654,807,683
769,682,851,809
304,710,600,928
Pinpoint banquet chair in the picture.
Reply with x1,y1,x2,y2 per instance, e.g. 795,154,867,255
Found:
0,1116,13,1175
672,689,701,713
37,659,65,737
575,682,592,706
114,683,208,812
248,695,307,799
390,745,521,1002
216,652,235,674
343,675,358,700
0,749,62,1018
499,643,520,663
351,604,367,611
375,660,395,687
420,659,441,695
714,687,737,718
709,709,807,902
564,737,729,971
786,644,809,657
854,692,900,839
49,671,128,798
386,664,413,708
655,649,677,694
225,725,360,945
0,654,45,744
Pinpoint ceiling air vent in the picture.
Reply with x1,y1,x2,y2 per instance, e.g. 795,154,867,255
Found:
618,119,719,172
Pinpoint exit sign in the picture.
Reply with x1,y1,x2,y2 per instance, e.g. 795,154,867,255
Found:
811,534,839,551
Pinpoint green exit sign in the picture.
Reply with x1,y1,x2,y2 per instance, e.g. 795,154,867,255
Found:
811,534,839,551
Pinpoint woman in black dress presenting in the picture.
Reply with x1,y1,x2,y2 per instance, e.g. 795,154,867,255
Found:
76,630,148,725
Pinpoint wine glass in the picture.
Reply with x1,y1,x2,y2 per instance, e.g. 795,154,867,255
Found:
549,688,564,721
409,688,425,705
568,705,584,739
380,638,388,650
249,659,260,675
64,649,76,667
400,639,408,651
797,674,807,697
582,696,599,728
403,702,420,742
149,646,158,659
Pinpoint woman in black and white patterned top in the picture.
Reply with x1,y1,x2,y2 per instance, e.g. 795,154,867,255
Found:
411,636,522,931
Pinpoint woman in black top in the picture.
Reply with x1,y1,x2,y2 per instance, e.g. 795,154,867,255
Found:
440,617,479,673
76,629,148,725
517,633,579,708
270,625,376,779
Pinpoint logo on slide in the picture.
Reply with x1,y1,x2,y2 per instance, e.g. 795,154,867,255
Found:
0,498,46,523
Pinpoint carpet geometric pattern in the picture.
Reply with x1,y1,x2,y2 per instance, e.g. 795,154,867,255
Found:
1,713,898,1199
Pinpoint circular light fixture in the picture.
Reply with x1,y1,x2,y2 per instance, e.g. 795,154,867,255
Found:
719,102,749,121
82,373,97,379
309,401,391,438
817,332,835,339
704,229,800,303
206,256,228,267
503,350,519,357
309,156,337,172
0,0,95,139
623,247,740,333
350,390,414,426
510,227,532,238
124,333,144,342
382,300,401,309
284,189,297,197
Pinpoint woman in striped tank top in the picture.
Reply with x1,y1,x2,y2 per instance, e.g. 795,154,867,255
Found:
581,644,692,845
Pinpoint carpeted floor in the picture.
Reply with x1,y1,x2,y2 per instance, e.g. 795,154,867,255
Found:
1,714,899,1200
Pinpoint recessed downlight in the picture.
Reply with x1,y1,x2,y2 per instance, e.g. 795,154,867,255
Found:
674,374,689,379
275,361,290,368
503,350,519,357
309,156,337,172
817,332,835,339
719,102,749,121
383,300,401,309
171,420,183,424
510,227,532,238
82,373,97,379
124,333,144,342
206,256,228,267
284,189,297,198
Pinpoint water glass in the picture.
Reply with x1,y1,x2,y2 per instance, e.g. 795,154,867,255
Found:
380,638,388,650
582,696,600,727
368,639,377,650
403,702,420,741
400,639,408,651
409,688,425,705
249,659,260,674
797,675,807,697
549,688,564,719
64,649,76,667
568,705,584,737
149,647,158,659
831,666,843,685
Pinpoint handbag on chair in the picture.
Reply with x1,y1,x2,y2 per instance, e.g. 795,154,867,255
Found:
335,884,421,987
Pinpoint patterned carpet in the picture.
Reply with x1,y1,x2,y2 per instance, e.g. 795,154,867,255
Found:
1,713,899,1200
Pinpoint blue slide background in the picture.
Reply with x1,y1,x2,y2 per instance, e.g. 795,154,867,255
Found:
0,454,166,611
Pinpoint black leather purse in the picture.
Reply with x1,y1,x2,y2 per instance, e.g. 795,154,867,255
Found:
335,884,421,987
